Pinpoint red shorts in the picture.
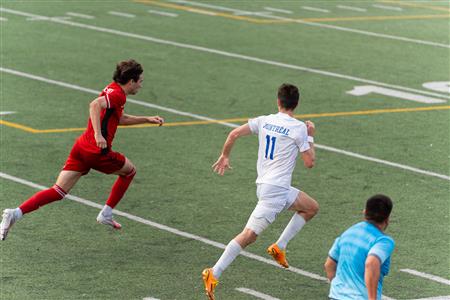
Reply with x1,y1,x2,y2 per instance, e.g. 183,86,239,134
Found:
63,142,126,175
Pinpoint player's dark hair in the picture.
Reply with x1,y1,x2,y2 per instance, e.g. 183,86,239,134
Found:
365,194,393,223
113,59,143,85
278,83,300,110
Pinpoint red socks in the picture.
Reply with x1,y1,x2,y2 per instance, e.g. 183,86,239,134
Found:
19,185,67,214
106,168,136,209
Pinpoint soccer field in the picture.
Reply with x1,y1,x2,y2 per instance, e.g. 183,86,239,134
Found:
1,0,449,299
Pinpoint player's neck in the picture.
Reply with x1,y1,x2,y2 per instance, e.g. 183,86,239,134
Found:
278,108,294,117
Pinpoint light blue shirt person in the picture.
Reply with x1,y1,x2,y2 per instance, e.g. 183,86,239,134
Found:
324,195,395,300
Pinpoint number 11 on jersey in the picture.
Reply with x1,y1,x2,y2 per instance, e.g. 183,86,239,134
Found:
265,135,276,160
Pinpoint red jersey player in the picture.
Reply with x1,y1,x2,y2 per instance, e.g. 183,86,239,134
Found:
0,59,164,240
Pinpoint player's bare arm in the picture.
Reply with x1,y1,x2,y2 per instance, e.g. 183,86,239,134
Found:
119,114,164,126
301,120,316,168
89,96,108,149
212,124,252,176
324,256,337,282
365,255,381,300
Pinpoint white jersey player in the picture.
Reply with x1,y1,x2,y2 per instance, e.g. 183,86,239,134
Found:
202,83,318,300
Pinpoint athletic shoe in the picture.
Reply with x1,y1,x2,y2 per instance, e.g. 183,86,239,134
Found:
96,212,121,229
202,268,218,300
267,243,289,268
1,209,17,240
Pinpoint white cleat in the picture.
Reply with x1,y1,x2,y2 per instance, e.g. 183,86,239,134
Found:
1,209,18,240
96,212,122,230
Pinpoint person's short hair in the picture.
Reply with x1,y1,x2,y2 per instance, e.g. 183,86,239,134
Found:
278,83,300,110
113,59,143,85
365,194,393,223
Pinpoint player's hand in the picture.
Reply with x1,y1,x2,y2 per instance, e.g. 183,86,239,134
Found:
212,155,232,176
306,120,315,136
94,133,107,149
148,116,164,126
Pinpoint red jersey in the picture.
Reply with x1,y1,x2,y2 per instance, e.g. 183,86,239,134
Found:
77,82,126,154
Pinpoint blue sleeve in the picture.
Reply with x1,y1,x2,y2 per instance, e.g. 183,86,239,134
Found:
328,237,341,262
368,236,395,264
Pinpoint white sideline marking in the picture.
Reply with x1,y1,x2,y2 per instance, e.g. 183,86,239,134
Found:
147,9,178,17
26,16,71,21
0,111,16,115
301,6,330,13
372,4,403,11
66,12,95,19
143,297,160,300
2,66,450,183
0,171,327,283
263,7,293,14
108,11,136,18
337,5,367,12
382,296,396,300
0,17,8,21
166,0,449,49
234,11,273,17
410,296,450,300
401,269,450,286
2,8,449,100
236,287,280,300
0,67,238,128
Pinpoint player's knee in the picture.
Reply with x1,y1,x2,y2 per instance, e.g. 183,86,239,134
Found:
307,201,319,219
237,228,258,247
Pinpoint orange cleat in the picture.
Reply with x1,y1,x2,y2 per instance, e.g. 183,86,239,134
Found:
202,268,218,300
267,243,289,268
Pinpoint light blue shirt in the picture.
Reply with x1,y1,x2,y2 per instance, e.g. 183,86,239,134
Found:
328,221,395,300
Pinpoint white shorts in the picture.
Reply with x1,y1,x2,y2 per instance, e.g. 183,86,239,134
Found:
245,184,300,235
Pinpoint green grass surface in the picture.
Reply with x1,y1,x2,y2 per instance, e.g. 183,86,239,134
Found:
1,1,449,299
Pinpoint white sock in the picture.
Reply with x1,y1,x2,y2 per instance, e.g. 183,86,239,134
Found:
276,213,306,250
101,205,113,216
212,239,242,278
14,208,23,220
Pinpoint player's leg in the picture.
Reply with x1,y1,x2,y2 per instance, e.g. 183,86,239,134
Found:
0,170,82,240
96,156,136,229
202,227,260,300
274,190,319,251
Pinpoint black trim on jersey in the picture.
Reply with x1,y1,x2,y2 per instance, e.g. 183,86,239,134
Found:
100,108,115,155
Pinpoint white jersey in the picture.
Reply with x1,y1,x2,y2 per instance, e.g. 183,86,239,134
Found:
248,112,310,189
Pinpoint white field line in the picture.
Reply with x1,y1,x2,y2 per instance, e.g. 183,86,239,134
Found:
26,16,71,21
165,0,449,49
410,296,450,300
236,287,280,300
2,66,450,182
143,298,160,300
301,6,330,13
2,7,449,101
0,171,327,283
372,4,403,11
66,12,95,19
400,269,450,286
382,296,397,300
263,7,293,14
108,11,136,18
0,111,16,115
0,17,8,21
337,5,368,12
147,9,178,17
0,67,238,128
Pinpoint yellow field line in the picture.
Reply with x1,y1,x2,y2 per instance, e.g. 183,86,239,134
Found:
379,0,450,13
134,0,450,23
294,14,450,23
1,106,449,134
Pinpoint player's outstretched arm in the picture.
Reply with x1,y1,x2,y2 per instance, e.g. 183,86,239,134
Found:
119,114,164,126
212,124,252,176
365,255,381,300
